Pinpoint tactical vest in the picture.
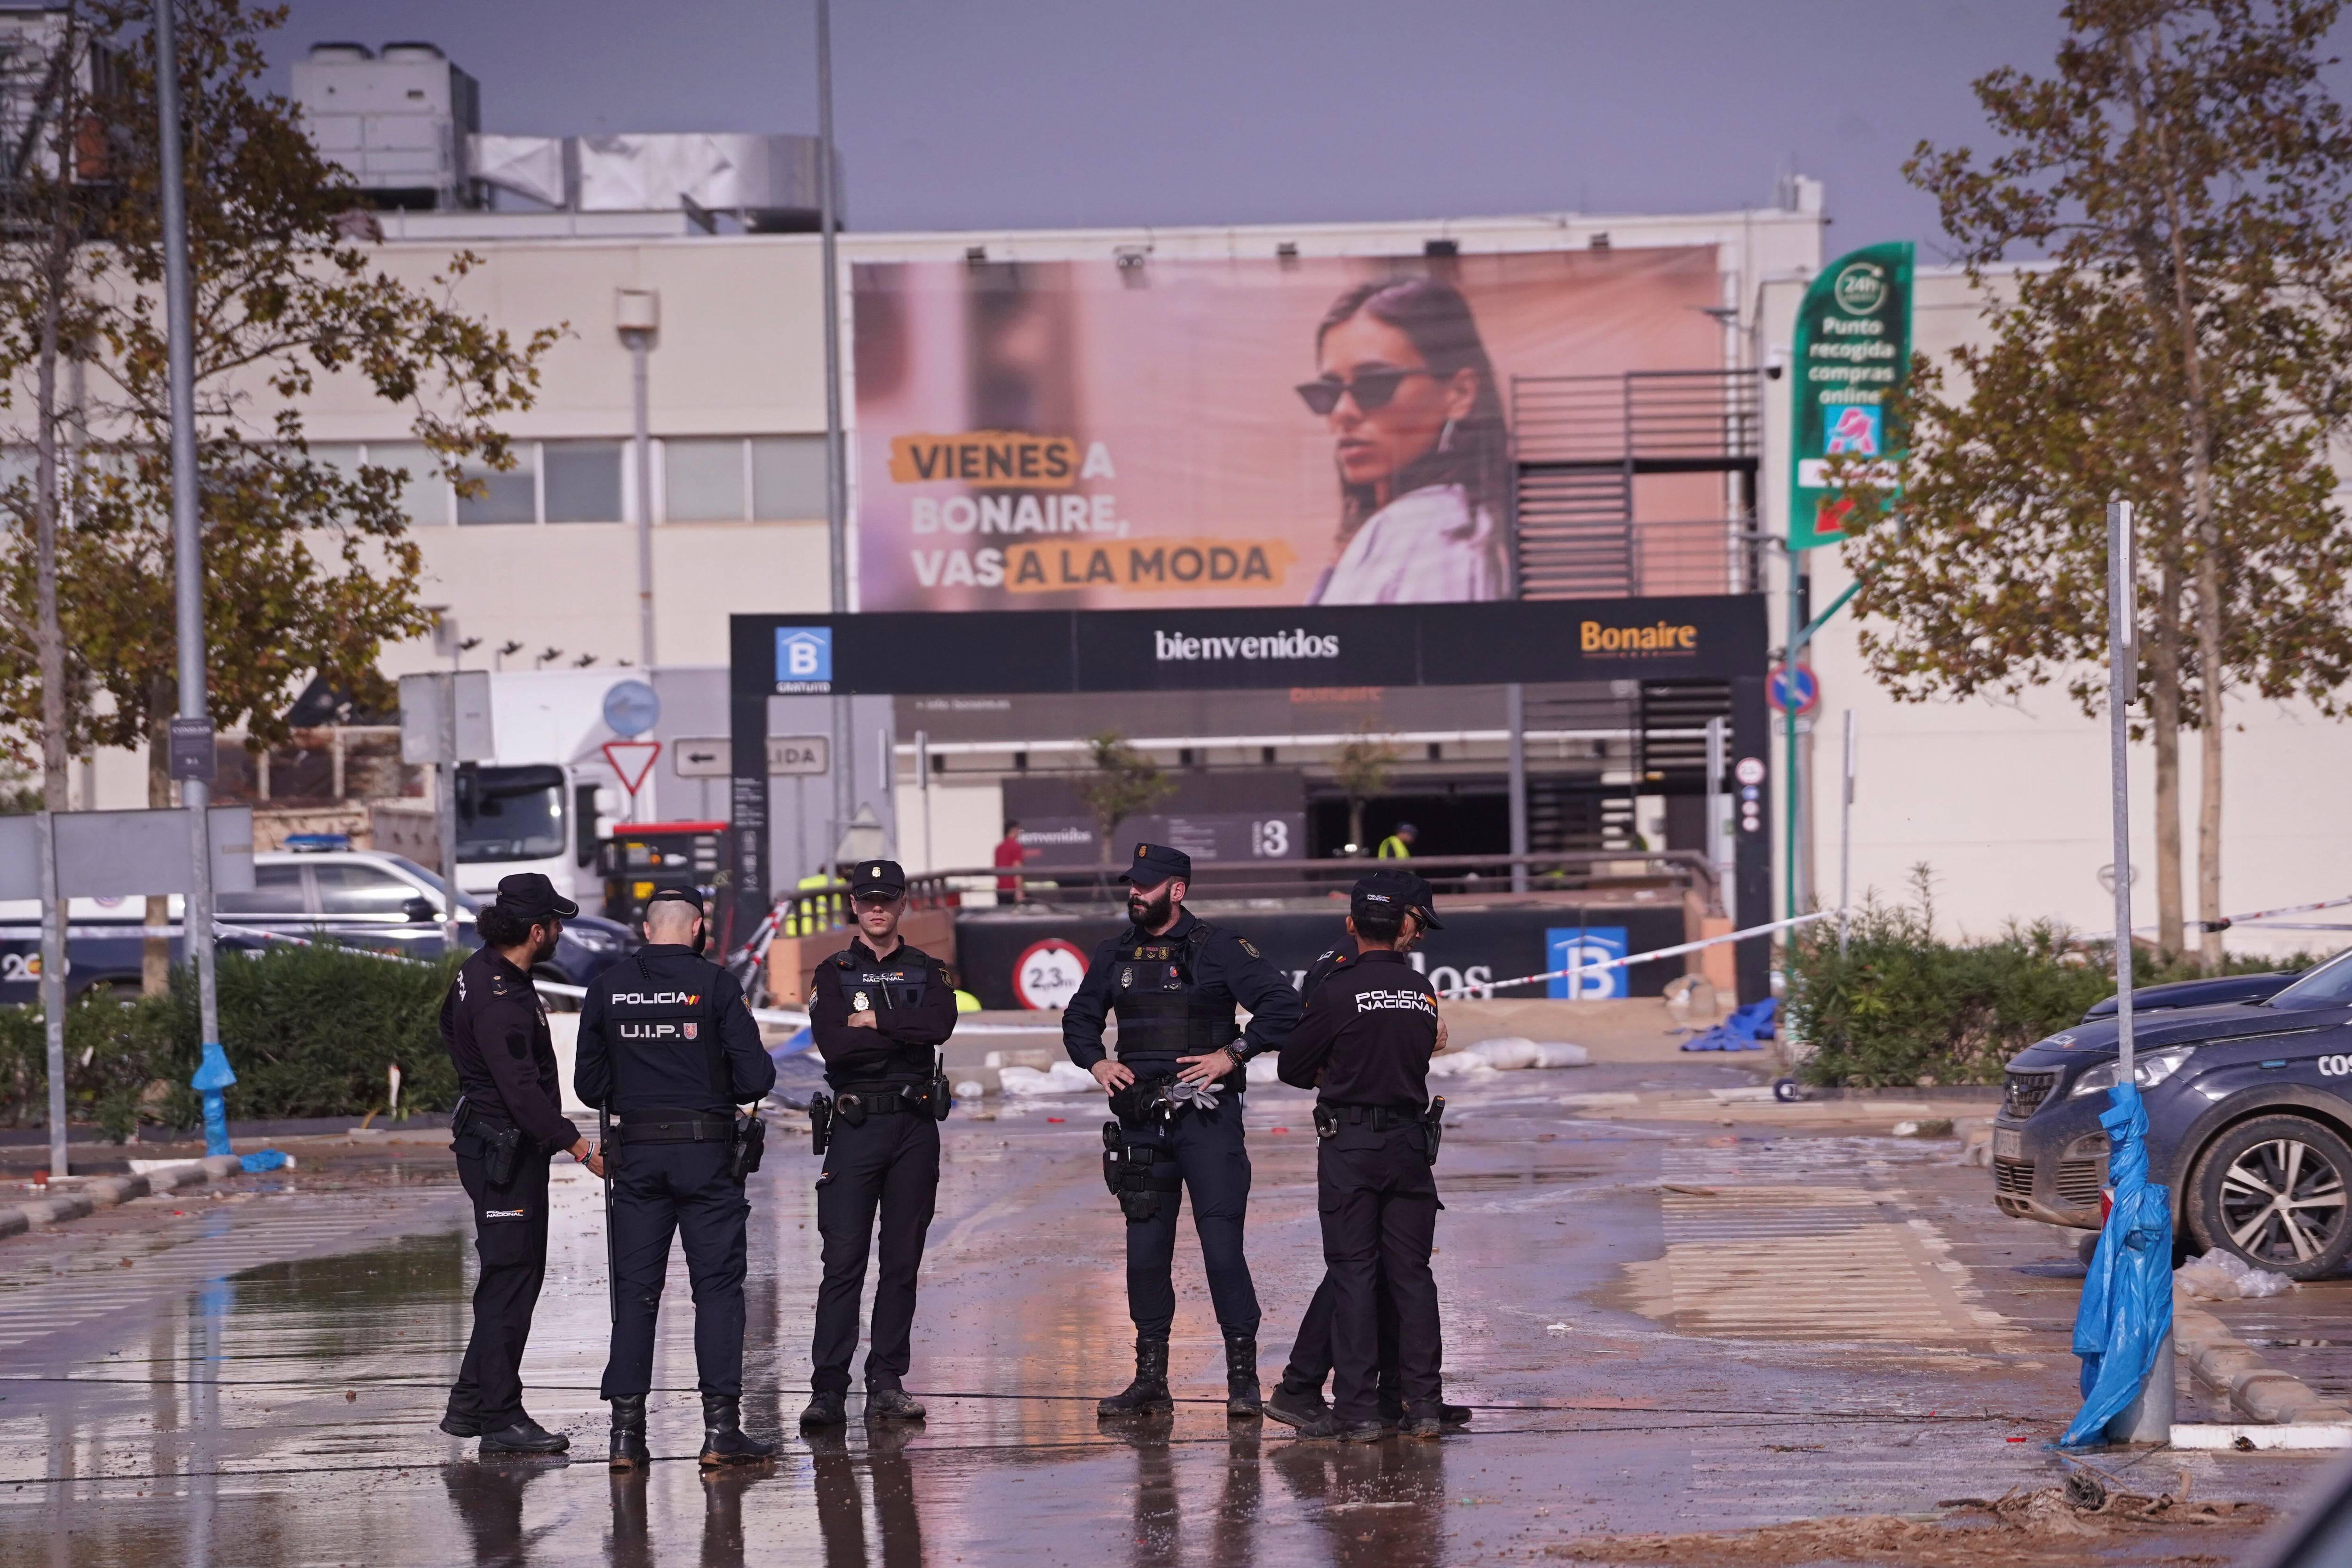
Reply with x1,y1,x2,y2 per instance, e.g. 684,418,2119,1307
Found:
826,945,934,1084
603,956,728,1108
1107,919,1240,1064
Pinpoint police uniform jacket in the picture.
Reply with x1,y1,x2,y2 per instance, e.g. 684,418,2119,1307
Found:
1063,907,1303,1081
1277,948,1439,1109
808,937,958,1089
441,946,579,1151
575,945,775,1116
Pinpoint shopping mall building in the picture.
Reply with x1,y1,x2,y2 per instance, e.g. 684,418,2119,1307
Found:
75,41,2352,967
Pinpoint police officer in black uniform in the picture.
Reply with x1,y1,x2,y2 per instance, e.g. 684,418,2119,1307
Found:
438,873,603,1455
1269,869,1470,1432
801,859,959,1428
1064,842,1303,1419
577,886,778,1468
1278,875,1447,1441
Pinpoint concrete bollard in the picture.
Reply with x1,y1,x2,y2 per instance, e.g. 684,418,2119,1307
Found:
2108,1328,2176,1443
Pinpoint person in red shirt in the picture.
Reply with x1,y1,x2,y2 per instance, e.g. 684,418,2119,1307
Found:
993,822,1026,903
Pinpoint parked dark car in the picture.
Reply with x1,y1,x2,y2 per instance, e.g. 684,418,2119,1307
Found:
1994,952,2352,1279
2080,970,2299,1020
0,849,636,1003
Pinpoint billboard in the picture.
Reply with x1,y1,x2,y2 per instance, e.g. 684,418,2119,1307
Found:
1788,241,1913,550
851,248,1726,611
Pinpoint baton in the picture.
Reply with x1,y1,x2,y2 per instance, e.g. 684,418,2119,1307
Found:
599,1104,616,1323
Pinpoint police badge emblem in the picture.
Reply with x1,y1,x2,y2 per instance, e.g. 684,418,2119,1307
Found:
853,990,870,1011
1120,966,1133,988
683,1021,699,1039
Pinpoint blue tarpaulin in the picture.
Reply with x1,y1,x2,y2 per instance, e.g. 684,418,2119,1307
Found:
2059,1081,2174,1447
1681,998,1777,1052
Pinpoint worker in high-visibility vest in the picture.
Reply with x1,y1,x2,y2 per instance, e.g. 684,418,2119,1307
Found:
1375,823,1418,860
787,868,846,937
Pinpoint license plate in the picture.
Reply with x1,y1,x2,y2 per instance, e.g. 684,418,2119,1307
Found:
1994,1128,2023,1160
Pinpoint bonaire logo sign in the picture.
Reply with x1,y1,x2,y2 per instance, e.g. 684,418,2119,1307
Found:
1580,620,1699,656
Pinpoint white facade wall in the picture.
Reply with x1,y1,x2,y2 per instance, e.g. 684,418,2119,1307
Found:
1778,265,2352,957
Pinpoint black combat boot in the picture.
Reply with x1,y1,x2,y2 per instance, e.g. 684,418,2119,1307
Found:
697,1395,776,1466
1097,1334,1174,1417
608,1394,650,1470
799,1390,848,1428
1224,1333,1263,1418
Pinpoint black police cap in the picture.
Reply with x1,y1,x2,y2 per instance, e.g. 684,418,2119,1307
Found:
1118,842,1191,886
644,886,704,913
849,859,907,897
1352,868,1442,929
494,872,578,922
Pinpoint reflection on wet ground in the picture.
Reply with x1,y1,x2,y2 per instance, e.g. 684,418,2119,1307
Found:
0,1067,2324,1563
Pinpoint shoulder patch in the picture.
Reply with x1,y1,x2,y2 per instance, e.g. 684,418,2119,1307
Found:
1237,937,1261,958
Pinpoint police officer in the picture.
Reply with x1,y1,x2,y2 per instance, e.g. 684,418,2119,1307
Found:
802,860,959,1428
1065,842,1303,1419
577,887,777,1468
1270,869,1470,1432
438,873,603,1456
1277,875,1447,1441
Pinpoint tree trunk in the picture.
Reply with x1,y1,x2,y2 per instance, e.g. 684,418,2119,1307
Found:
2148,559,2185,955
2194,551,2227,972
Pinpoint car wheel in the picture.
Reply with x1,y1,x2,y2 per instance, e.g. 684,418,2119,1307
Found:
2188,1115,2352,1281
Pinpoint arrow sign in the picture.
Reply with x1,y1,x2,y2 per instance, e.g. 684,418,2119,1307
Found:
673,737,730,778
602,740,661,795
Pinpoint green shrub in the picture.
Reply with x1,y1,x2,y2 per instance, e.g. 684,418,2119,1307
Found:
0,987,180,1141
1789,869,2326,1088
2,943,464,1137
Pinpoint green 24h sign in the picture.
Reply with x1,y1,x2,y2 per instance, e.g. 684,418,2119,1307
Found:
1788,241,1912,552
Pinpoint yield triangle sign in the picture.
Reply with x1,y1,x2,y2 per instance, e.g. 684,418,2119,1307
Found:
602,739,661,795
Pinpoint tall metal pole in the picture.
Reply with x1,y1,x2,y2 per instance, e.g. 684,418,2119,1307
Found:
915,729,932,874
2109,500,2137,1082
1783,547,1803,919
1837,709,1856,955
38,810,64,1178
157,0,221,1115
816,0,851,870
629,329,654,668
1505,682,1528,893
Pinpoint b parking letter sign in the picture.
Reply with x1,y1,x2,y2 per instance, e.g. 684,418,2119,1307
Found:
774,628,834,692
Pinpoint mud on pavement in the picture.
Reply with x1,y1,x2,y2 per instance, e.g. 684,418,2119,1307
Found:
0,1058,2333,1564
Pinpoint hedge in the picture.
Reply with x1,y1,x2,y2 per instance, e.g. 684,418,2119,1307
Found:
1788,877,2320,1088
0,943,464,1138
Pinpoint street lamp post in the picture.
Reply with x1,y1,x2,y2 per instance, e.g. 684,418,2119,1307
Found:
155,0,227,1156
617,288,660,669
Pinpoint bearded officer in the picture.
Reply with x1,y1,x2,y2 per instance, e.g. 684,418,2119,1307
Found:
438,873,602,1456
801,859,959,1428
1269,868,1469,1433
1278,875,1447,1441
1064,842,1303,1420
577,887,777,1468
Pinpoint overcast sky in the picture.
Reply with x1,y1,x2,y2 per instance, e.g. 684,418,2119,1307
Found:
265,2,2092,254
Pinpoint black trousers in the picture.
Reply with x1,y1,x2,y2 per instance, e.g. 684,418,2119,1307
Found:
812,1110,940,1393
1280,1269,1401,1400
1317,1119,1441,1423
1118,1093,1260,1339
449,1135,552,1429
600,1138,751,1400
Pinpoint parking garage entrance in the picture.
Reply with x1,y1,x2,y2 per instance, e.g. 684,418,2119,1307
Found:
728,596,1773,1001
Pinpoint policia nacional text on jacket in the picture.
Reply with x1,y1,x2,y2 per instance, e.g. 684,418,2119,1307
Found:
576,886,778,1466
1276,877,1448,1441
437,873,605,1457
802,859,960,1427
1062,842,1303,1418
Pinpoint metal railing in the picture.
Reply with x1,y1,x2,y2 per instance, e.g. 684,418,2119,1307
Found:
1511,369,1760,467
767,849,1720,937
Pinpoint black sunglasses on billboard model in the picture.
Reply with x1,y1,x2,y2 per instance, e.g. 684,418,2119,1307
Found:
1295,366,1437,416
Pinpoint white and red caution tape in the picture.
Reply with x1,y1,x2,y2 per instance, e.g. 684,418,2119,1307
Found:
1437,910,1836,1000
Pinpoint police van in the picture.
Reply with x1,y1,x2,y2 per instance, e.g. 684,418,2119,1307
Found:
1992,954,2352,1279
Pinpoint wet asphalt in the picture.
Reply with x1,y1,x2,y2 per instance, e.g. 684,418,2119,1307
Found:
0,1058,2339,1566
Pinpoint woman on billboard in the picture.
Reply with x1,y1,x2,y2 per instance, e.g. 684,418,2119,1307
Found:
1297,277,1511,603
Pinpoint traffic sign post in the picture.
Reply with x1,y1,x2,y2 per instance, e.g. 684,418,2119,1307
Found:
603,740,662,802
1768,663,1820,716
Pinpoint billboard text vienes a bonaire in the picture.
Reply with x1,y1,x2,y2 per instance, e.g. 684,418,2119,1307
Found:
850,249,1726,610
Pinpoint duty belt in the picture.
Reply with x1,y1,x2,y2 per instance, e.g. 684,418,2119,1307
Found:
832,1085,929,1124
1312,1102,1419,1136
614,1108,735,1144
